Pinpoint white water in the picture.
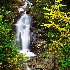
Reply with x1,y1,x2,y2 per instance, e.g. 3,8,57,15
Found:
15,0,36,57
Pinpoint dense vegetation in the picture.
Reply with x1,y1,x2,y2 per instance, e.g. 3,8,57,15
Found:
32,0,70,69
0,0,23,69
0,0,70,70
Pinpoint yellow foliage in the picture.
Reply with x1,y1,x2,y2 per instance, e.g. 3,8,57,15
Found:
49,48,52,51
36,0,38,2
55,0,62,3
7,57,17,64
59,28,67,32
0,15,3,20
37,44,41,47
68,34,70,36
44,24,52,28
58,42,63,46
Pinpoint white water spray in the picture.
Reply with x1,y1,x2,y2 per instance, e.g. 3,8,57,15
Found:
15,0,36,57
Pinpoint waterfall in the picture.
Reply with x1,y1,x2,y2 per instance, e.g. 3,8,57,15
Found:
15,0,36,57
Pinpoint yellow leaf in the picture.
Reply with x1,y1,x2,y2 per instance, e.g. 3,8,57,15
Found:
36,0,38,2
44,24,52,28
37,44,41,46
58,42,63,46
55,0,62,3
59,28,66,31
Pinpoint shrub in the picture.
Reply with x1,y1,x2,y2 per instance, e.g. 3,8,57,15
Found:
0,5,19,69
32,0,70,69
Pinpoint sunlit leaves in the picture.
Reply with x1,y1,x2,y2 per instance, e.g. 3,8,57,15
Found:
55,0,62,3
0,3,19,69
0,15,3,20
31,0,70,69
43,0,70,68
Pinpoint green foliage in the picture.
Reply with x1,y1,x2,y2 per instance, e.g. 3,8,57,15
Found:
31,0,46,28
0,3,19,69
0,1,29,69
32,0,70,69
43,0,70,68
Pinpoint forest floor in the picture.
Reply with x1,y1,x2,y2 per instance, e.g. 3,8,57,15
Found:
15,53,57,70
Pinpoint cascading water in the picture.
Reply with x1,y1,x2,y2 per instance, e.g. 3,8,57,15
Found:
15,0,36,57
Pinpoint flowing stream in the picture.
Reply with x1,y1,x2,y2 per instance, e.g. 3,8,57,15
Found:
15,0,36,57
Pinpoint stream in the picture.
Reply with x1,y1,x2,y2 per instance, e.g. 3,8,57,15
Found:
15,0,36,57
